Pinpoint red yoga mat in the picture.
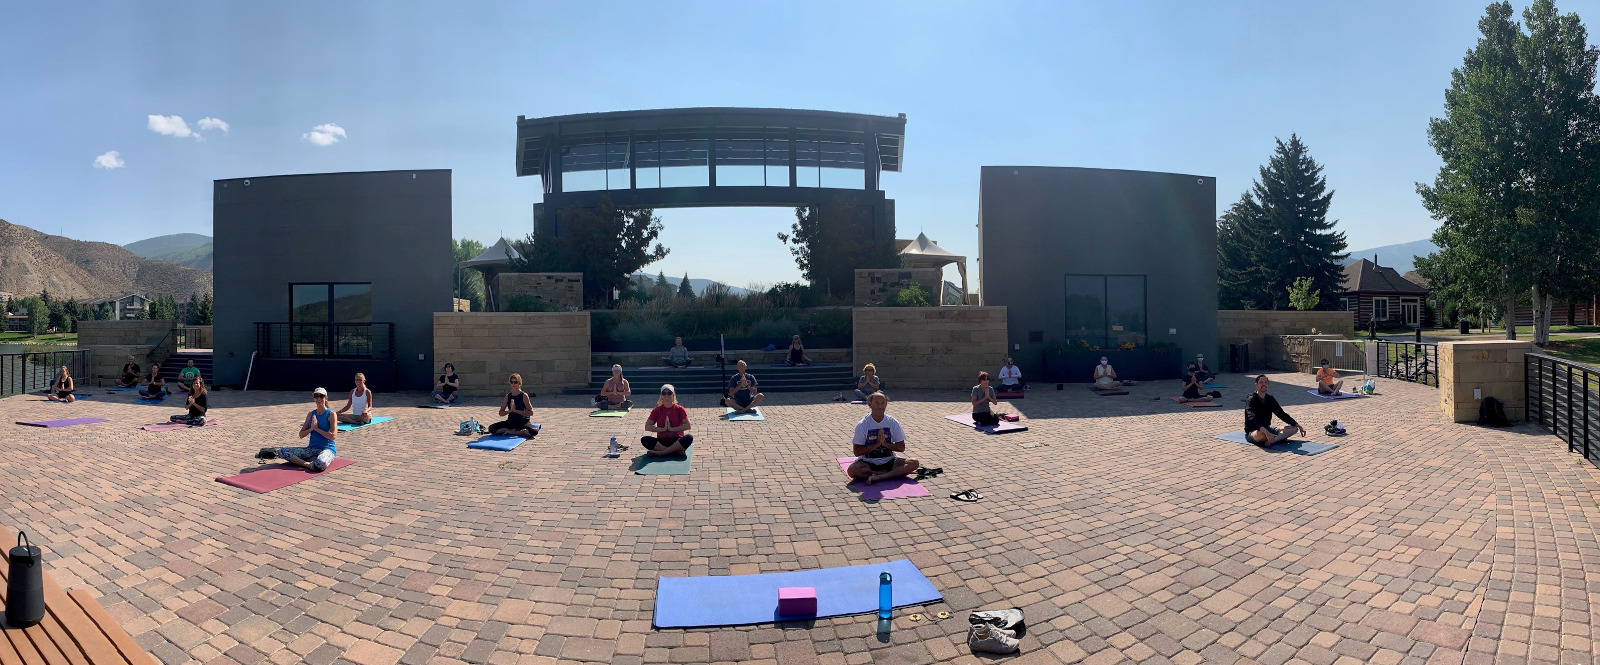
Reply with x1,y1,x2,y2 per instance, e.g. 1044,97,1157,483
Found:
216,458,355,493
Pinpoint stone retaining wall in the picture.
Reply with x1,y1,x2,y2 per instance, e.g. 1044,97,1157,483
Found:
594,348,853,369
855,269,942,306
433,312,590,396
853,307,1007,389
78,320,178,384
1218,310,1354,367
496,273,583,310
1439,340,1529,423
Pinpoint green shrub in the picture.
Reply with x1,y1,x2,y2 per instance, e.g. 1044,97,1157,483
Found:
890,284,933,307
747,317,798,342
613,317,673,342
802,308,853,338
505,295,567,312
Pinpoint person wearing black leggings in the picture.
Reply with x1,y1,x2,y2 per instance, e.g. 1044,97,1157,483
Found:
971,371,1003,426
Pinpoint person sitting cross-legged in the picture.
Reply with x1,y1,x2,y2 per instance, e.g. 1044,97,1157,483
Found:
722,360,765,413
489,373,539,438
971,371,1006,426
1092,356,1121,390
255,388,339,472
641,383,693,456
116,356,142,388
432,363,460,404
48,366,76,402
177,359,202,394
138,365,169,400
1193,354,1215,384
785,335,812,366
1315,359,1344,395
853,363,883,401
1175,363,1215,403
594,364,633,411
845,391,920,485
663,337,693,368
1246,375,1305,445
169,376,208,426
336,372,376,425
998,357,1024,393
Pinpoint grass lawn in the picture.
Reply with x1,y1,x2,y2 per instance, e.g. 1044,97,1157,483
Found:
1538,336,1600,369
0,331,78,344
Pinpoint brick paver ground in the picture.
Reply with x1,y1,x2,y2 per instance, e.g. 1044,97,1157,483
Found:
3,371,1599,665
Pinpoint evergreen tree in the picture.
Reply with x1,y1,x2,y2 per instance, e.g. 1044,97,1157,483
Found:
25,299,46,337
193,293,214,325
1217,193,1270,309
677,274,696,300
452,238,487,312
1216,136,1348,310
508,196,668,308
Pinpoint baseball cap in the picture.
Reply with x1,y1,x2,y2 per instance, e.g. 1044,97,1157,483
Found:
313,387,328,397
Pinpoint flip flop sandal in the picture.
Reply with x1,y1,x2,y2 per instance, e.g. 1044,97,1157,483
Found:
950,490,983,502
908,613,924,621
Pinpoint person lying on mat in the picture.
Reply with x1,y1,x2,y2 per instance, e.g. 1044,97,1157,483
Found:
594,364,633,410
169,376,208,427
116,356,141,388
998,358,1024,392
337,372,375,425
48,366,76,402
642,383,693,456
785,335,812,366
256,387,337,471
178,358,201,394
853,363,883,401
138,365,169,400
1092,357,1120,390
971,371,1005,426
1193,354,1215,384
489,373,538,438
1246,375,1304,446
846,391,920,485
722,360,765,413
1315,359,1344,395
432,363,460,404
664,337,692,368
1176,364,1213,403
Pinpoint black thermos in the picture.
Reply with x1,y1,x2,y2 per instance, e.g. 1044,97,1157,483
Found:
6,531,44,628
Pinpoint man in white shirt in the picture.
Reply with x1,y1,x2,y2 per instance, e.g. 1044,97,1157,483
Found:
845,391,920,485
998,358,1023,392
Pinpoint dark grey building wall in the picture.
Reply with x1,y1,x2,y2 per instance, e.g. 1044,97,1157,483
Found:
212,170,452,389
979,166,1217,379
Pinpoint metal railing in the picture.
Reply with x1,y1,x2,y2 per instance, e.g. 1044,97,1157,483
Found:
1526,353,1600,467
254,322,394,359
1,350,92,397
1375,340,1438,387
1309,339,1366,373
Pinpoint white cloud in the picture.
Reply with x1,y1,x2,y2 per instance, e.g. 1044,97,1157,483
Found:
93,151,125,169
197,117,229,134
148,114,199,139
302,123,346,146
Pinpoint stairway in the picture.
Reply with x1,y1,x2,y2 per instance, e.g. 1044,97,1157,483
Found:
157,350,213,385
584,364,855,396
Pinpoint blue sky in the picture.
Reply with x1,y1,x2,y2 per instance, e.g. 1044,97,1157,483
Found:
3,1,1597,288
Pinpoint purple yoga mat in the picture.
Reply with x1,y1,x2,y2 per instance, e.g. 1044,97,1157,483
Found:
16,417,109,428
216,458,356,493
943,414,1030,434
836,458,931,499
140,418,226,432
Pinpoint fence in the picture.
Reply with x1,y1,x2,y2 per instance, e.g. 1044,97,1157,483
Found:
0,349,92,397
254,322,395,359
1375,340,1438,387
1308,339,1366,374
1526,353,1600,467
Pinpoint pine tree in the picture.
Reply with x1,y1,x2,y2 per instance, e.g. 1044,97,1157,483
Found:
677,274,695,300
1217,136,1348,310
1217,193,1271,309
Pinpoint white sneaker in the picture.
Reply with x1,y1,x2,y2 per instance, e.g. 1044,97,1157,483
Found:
967,623,1020,654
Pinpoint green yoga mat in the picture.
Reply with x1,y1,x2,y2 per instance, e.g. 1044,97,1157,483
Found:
724,407,765,421
631,447,692,475
589,409,629,417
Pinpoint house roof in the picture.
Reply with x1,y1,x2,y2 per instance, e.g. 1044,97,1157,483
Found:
1401,271,1429,289
1342,259,1427,294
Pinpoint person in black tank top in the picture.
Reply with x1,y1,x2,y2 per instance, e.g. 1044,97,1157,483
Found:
1245,375,1303,445
488,373,539,438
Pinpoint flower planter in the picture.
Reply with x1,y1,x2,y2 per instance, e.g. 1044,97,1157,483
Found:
1042,348,1183,383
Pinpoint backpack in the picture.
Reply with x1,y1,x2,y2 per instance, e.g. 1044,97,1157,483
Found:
1478,397,1511,428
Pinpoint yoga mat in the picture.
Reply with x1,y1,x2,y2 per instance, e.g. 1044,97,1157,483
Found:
849,400,867,405
416,396,472,408
140,419,226,432
1097,391,1129,396
136,396,168,404
38,391,91,397
16,417,109,428
337,416,395,432
215,458,356,493
769,363,834,368
653,558,941,628
589,409,629,417
106,387,136,392
1307,389,1363,399
1212,430,1339,455
724,408,765,421
836,459,930,500
1168,397,1224,407
632,447,693,475
467,434,529,451
1204,384,1227,389
636,365,703,370
996,392,1024,399
943,414,1029,434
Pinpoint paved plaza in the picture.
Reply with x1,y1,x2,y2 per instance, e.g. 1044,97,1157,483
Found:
3,372,1599,665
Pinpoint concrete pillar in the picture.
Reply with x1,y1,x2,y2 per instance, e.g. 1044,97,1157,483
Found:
1438,340,1531,423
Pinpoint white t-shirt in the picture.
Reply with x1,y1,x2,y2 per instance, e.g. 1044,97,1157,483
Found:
999,365,1022,384
852,413,906,463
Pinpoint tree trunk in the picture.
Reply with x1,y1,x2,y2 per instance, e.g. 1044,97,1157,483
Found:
1540,291,1554,346
1530,285,1545,346
1505,290,1517,340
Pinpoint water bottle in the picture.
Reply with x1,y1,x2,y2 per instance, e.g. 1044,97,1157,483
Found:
607,436,619,457
878,572,892,619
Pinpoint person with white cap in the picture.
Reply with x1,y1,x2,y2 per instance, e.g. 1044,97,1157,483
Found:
255,387,338,472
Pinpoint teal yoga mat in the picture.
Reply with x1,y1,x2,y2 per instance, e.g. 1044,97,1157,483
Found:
337,416,395,432
724,408,765,421
1212,430,1338,455
632,447,692,474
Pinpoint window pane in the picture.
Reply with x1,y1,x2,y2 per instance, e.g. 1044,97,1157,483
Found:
291,285,328,323
1064,275,1107,348
1106,276,1146,347
332,284,371,322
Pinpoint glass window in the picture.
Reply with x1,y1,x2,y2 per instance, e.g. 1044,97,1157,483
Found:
1064,275,1147,349
1064,275,1108,348
1373,298,1389,320
291,285,329,323
1106,276,1147,347
332,284,372,322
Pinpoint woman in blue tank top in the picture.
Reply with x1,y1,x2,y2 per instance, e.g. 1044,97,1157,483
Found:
255,387,340,472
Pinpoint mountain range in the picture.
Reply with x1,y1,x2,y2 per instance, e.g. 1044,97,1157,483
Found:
124,233,213,270
630,273,753,296
1343,239,1438,275
0,220,213,301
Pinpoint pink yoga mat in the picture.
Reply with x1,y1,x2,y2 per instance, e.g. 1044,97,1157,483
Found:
1167,397,1224,407
140,418,227,431
215,458,355,493
16,417,108,428
996,392,1024,399
836,458,930,499
943,414,1030,434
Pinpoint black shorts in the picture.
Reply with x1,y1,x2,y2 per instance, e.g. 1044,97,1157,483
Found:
862,457,896,473
56,390,72,399
731,391,754,408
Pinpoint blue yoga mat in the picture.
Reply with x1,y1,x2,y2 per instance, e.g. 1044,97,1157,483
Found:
724,407,765,421
653,558,941,628
468,433,533,451
337,416,395,432
1213,430,1338,455
106,387,136,392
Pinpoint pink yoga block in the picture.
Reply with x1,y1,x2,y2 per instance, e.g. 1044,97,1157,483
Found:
777,587,817,615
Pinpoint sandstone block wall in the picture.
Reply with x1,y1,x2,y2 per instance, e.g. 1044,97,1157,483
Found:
497,273,583,310
1439,340,1529,423
433,312,590,396
853,307,1007,389
855,269,942,306
78,320,178,384
1217,310,1355,368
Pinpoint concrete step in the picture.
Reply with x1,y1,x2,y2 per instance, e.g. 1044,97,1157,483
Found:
581,364,855,395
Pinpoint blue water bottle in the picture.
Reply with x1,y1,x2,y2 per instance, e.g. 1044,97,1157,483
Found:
878,572,892,619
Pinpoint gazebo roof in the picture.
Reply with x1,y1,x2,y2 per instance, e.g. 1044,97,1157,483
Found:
462,238,519,270
899,232,961,259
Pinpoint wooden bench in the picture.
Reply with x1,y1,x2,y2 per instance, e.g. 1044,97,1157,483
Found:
0,527,156,665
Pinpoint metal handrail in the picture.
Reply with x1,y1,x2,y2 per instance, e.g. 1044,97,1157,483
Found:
1526,352,1599,468
1,349,92,397
253,322,395,360
1374,340,1438,387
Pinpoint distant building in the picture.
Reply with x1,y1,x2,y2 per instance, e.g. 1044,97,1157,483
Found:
5,313,26,332
1340,259,1428,329
88,293,152,320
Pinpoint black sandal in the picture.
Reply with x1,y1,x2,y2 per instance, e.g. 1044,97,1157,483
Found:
914,467,944,480
950,489,983,502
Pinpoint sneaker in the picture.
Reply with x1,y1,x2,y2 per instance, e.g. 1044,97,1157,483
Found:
969,607,1026,632
255,447,278,461
967,623,1019,654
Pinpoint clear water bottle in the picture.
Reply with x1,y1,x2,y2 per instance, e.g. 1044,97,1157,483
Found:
878,572,892,619
607,435,619,457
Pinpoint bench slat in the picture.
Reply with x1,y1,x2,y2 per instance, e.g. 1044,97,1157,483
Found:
67,592,151,665
0,525,145,665
0,631,31,665
41,578,126,665
0,561,72,665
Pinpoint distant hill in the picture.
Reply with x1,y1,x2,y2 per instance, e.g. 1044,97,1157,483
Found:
0,220,212,300
630,274,753,296
1343,239,1438,275
124,233,213,270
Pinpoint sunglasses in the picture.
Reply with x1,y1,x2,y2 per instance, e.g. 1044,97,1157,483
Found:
509,380,521,385
660,390,674,395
